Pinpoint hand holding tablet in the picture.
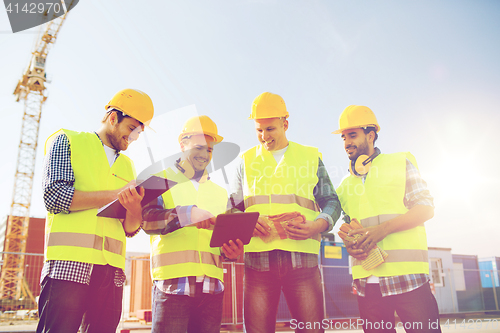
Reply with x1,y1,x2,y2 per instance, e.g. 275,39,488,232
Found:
221,239,244,260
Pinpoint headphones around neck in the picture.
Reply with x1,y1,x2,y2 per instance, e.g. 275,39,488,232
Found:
349,147,381,177
175,159,209,183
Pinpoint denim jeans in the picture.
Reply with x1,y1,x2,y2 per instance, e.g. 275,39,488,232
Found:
357,282,442,333
243,251,325,333
151,283,224,333
36,264,123,333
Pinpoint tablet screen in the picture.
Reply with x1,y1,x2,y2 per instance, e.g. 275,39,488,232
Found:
209,212,259,248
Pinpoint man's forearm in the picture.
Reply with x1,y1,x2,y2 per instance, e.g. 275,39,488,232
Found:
123,212,142,235
315,218,329,234
383,204,434,235
69,189,118,212
314,161,342,232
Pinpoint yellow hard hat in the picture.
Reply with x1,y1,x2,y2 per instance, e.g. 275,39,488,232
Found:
105,89,154,126
248,92,289,120
332,105,380,134
178,115,223,143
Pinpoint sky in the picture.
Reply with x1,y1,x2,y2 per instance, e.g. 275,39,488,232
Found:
1,0,499,258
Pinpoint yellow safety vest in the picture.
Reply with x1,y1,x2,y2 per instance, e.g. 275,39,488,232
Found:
337,152,429,279
242,141,321,254
150,169,228,281
44,129,135,269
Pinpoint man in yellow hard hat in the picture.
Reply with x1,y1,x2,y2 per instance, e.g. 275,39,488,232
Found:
228,92,341,333
37,88,154,333
141,115,244,333
333,105,441,333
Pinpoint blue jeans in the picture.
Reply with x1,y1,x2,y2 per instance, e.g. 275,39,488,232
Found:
151,283,224,333
357,282,442,333
243,252,325,333
36,264,122,333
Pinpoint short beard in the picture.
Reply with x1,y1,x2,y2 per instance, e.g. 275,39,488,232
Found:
106,124,122,151
349,138,370,161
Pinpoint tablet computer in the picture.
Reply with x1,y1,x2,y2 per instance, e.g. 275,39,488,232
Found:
209,212,259,248
97,175,177,219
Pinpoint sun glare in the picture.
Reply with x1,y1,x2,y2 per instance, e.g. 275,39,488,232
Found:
425,155,479,209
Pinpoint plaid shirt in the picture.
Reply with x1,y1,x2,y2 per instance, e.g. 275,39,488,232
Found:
245,250,318,272
353,158,433,297
40,132,134,287
229,155,341,271
142,194,226,297
155,277,224,297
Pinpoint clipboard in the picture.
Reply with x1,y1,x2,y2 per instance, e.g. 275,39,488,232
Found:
209,212,259,248
97,175,177,219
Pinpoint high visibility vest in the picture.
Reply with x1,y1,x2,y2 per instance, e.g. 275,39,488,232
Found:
44,129,135,269
242,141,321,254
337,152,429,279
150,169,228,281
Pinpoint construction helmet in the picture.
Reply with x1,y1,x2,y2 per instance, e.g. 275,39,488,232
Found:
248,92,289,120
332,105,380,134
105,89,154,126
178,115,223,143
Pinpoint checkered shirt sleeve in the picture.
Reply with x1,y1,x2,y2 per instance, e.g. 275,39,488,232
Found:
404,159,434,209
42,133,75,214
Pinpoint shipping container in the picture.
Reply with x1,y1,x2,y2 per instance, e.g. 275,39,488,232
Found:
452,254,484,312
320,240,359,319
478,257,500,311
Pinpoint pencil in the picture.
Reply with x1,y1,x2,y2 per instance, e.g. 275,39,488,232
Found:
112,173,130,183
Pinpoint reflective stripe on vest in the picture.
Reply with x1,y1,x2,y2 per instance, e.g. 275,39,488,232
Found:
44,129,134,269
353,249,429,266
46,232,123,255
152,250,222,270
337,153,429,278
242,142,321,254
150,171,227,281
245,194,320,212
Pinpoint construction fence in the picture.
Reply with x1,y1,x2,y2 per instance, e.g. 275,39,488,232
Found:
0,252,499,325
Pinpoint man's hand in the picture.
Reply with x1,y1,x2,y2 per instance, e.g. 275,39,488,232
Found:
348,224,388,253
118,182,145,219
118,182,145,235
221,239,244,260
286,218,328,240
252,216,271,237
191,207,216,229
344,238,368,261
116,180,137,197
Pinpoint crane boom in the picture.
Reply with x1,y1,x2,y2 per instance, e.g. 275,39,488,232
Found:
0,8,71,307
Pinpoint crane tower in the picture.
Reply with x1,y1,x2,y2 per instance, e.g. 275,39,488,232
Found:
0,9,71,307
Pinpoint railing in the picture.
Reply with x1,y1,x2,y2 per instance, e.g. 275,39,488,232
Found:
0,251,44,314
1,252,499,326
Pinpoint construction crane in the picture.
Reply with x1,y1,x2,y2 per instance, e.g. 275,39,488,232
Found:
0,8,71,309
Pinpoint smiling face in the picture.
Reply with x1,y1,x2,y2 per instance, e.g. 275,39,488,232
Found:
254,117,289,151
341,128,373,161
106,112,144,151
180,134,215,172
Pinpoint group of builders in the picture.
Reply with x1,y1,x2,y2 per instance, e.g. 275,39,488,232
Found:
36,89,441,333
